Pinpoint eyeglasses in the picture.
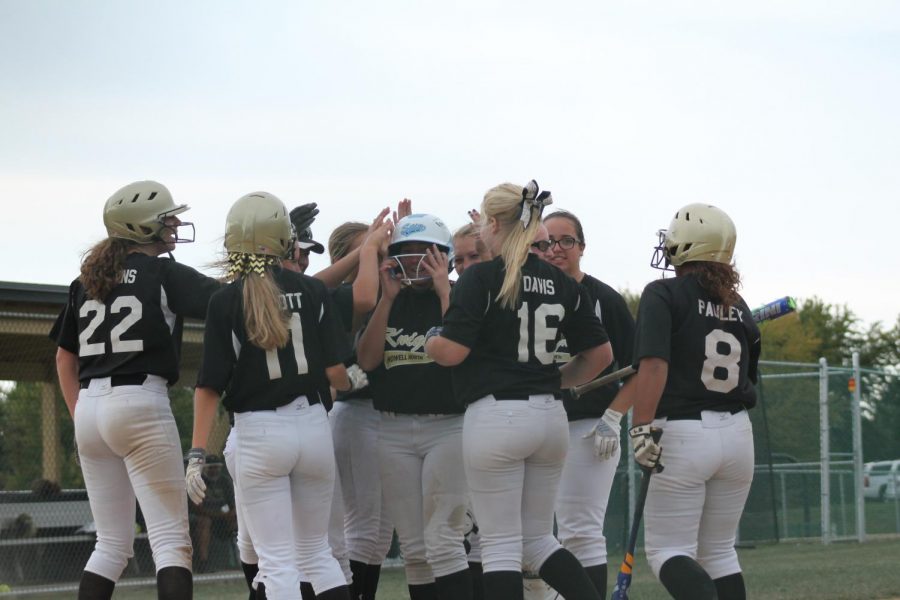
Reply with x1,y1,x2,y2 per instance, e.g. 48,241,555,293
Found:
531,236,581,252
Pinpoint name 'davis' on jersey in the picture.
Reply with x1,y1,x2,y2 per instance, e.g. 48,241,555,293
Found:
385,327,426,352
523,275,555,295
698,299,744,322
279,292,303,310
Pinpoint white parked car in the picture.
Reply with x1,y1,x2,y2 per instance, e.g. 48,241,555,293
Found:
863,460,900,501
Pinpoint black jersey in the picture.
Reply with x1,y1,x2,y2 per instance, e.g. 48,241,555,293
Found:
368,286,458,415
330,282,374,403
196,269,351,413
557,274,635,420
632,273,761,419
52,253,220,385
441,254,609,407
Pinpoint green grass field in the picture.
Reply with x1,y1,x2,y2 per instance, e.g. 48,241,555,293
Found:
5,538,900,599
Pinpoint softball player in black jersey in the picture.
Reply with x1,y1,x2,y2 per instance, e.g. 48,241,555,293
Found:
187,192,353,600
52,180,219,600
542,210,636,598
426,181,613,600
357,213,473,600
626,204,760,600
326,219,397,600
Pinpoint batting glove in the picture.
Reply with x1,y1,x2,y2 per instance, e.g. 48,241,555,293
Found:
583,408,622,460
289,202,319,234
346,364,369,391
185,448,207,506
629,424,664,472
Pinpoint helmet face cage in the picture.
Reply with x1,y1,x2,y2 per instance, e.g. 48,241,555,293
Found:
388,214,453,284
650,229,674,272
157,206,196,244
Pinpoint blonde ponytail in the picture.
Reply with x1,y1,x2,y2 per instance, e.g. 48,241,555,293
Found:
241,271,290,351
481,181,553,310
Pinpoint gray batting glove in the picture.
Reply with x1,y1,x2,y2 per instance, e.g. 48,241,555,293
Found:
346,364,369,391
583,408,622,460
185,448,207,506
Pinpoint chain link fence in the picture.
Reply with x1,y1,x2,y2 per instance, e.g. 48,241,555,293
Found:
1,285,897,590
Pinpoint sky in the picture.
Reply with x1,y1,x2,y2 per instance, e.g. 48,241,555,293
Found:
1,1,898,327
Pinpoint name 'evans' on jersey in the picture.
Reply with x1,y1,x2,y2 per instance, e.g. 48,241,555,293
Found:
698,299,744,322
523,275,555,295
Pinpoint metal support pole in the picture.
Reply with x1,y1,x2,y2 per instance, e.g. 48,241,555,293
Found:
852,351,866,542
820,357,831,544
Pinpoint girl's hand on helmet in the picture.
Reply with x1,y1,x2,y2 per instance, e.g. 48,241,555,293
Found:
422,245,451,299
379,259,403,301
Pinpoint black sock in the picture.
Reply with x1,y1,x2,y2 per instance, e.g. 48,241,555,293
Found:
256,582,267,600
585,563,608,599
350,559,366,598
78,571,116,600
435,568,473,600
468,561,484,600
362,563,383,600
482,571,523,600
538,549,601,600
241,561,259,596
658,555,716,600
714,572,746,600
156,566,192,600
408,582,438,600
300,581,316,600
316,585,353,600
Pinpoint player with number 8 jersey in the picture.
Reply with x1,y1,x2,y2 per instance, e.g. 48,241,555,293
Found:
626,203,760,600
189,192,353,600
52,181,220,599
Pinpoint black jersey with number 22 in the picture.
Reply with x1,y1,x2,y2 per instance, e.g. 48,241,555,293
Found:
632,273,761,419
53,253,220,385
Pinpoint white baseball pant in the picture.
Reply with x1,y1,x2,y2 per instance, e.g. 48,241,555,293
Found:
223,429,258,565
463,394,569,574
377,412,469,585
555,418,621,567
330,399,394,565
644,409,754,580
233,399,346,599
74,376,192,581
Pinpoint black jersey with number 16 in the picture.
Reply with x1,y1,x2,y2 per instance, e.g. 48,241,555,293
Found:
441,254,609,406
632,273,761,419
196,269,351,413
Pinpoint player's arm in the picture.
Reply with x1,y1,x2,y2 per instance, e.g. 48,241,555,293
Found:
55,348,80,419
326,364,351,392
356,262,400,371
191,386,220,451
560,342,613,389
425,335,470,366
351,219,392,324
632,357,668,424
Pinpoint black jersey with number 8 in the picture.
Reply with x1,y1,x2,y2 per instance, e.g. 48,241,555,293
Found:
632,273,761,418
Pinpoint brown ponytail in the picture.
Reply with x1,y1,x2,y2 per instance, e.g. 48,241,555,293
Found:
683,261,742,308
80,238,133,302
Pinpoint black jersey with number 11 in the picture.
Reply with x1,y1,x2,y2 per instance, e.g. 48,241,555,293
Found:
196,269,351,413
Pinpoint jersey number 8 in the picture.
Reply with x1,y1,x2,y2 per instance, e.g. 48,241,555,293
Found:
701,329,741,393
